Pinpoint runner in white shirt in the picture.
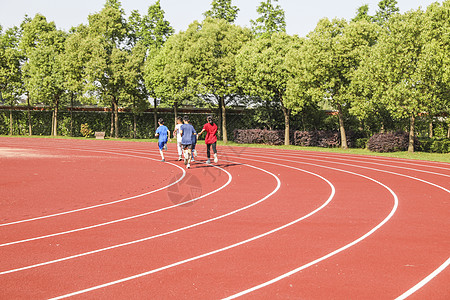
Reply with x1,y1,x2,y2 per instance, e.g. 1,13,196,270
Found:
172,116,184,161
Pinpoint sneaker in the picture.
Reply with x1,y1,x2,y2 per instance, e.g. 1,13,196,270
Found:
164,144,168,151
161,159,165,162
214,154,218,163
178,156,182,161
186,163,190,169
206,159,211,164
191,157,195,162
194,149,198,157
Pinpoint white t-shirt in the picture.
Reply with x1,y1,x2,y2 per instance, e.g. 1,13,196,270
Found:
175,124,182,141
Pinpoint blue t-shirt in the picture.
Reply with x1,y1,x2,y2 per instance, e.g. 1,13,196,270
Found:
180,124,196,145
156,125,168,143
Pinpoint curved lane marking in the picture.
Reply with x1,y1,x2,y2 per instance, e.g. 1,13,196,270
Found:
0,149,186,227
48,160,336,299
395,257,450,300
0,160,278,275
0,159,232,247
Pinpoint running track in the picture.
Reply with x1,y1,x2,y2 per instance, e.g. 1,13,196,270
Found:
0,137,448,299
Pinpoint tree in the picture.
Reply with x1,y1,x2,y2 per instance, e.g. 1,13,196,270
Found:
352,4,372,23
375,0,400,25
20,14,67,136
82,0,128,138
421,1,450,138
250,0,286,37
302,18,379,149
204,0,239,23
354,10,432,152
237,33,301,145
128,0,174,49
129,0,174,131
144,29,196,128
0,25,23,135
189,18,251,143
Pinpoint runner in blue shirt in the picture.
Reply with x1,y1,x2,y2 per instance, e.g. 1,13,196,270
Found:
180,115,196,169
155,118,170,162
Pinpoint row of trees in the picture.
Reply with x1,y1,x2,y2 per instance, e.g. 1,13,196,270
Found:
1,0,449,151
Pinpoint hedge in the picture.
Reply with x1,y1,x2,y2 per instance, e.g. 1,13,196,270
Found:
367,131,420,152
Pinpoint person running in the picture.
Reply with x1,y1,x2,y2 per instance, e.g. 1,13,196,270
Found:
198,115,218,164
180,115,196,169
155,118,170,162
172,116,184,161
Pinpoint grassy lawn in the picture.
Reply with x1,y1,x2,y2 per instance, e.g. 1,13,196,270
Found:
2,135,449,163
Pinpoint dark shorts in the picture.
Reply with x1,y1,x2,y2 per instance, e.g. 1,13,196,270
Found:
158,141,167,150
182,144,192,150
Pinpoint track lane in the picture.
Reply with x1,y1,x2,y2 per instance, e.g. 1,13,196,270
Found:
1,138,448,299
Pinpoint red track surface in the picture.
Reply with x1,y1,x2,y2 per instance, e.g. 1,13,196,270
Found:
0,137,448,299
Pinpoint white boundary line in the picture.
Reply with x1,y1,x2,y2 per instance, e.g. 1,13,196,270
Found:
0,160,232,247
395,257,450,300
234,146,450,170
219,152,449,299
0,161,277,275
230,148,450,178
49,162,334,300
0,149,186,227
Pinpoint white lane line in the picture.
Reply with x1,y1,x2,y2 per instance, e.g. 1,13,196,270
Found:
0,161,274,275
230,145,450,171
395,257,450,300
49,164,331,300
234,148,450,178
0,161,231,247
0,149,186,227
228,151,450,195
219,152,449,299
223,172,398,299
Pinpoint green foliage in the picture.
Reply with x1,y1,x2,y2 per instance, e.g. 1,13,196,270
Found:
250,0,286,37
204,0,239,23
0,26,23,106
80,123,93,137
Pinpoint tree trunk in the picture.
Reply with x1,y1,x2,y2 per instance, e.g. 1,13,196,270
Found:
408,114,415,153
110,104,114,138
447,124,450,139
9,107,13,136
280,104,290,146
217,102,222,140
27,94,32,136
220,96,227,143
53,96,59,136
153,98,158,133
70,94,74,137
337,104,348,149
112,96,119,138
173,101,178,129
132,98,137,139
428,119,433,138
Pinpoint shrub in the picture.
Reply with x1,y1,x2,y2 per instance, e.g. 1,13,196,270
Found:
233,129,293,145
430,139,450,153
80,123,93,138
355,138,369,149
367,131,418,152
294,130,340,148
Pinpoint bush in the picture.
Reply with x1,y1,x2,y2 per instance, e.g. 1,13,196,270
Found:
430,139,450,153
80,123,93,138
355,138,369,149
294,130,340,148
367,131,419,152
233,129,294,145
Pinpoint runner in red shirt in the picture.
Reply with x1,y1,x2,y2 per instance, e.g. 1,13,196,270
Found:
198,115,218,164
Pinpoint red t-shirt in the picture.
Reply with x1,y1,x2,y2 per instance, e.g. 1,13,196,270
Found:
203,122,218,144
